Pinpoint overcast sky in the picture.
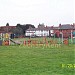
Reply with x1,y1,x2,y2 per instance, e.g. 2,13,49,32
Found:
0,0,74,27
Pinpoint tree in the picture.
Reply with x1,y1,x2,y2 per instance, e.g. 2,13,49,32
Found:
12,23,35,37
12,27,23,35
16,24,35,34
6,23,9,26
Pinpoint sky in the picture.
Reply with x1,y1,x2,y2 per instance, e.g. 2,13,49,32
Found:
0,0,74,27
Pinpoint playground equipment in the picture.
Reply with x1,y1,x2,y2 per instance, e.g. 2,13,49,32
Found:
72,31,75,44
0,33,2,45
23,31,75,47
0,33,22,46
10,39,21,45
0,31,75,46
23,37,61,48
0,33,10,45
49,31,75,45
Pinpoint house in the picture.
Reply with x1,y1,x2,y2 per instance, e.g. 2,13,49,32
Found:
0,26,16,34
54,23,75,38
25,23,75,38
25,24,54,37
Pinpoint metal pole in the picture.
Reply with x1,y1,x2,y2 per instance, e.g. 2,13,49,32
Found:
62,32,63,44
54,33,55,40
71,30,73,44
1,33,2,40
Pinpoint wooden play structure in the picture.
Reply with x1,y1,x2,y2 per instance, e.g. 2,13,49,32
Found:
0,33,10,45
0,33,22,46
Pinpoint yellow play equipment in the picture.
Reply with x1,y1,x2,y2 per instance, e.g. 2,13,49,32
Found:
0,33,10,46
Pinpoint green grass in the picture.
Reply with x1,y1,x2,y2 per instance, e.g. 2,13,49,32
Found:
0,45,75,75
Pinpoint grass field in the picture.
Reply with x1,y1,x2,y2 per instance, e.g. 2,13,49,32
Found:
0,45,75,75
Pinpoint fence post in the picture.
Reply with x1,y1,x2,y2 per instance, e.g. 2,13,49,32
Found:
71,30,73,44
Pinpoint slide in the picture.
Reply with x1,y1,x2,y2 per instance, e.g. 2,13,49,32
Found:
10,39,21,45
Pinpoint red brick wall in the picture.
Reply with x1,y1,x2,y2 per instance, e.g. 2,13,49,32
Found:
54,29,74,38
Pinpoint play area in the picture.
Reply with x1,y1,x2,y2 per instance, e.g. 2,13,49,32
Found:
0,33,22,46
0,32,75,47
0,33,75,47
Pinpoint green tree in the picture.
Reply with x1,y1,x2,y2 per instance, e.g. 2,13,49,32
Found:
6,23,9,26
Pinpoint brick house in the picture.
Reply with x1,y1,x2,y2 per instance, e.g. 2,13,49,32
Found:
0,26,16,34
54,23,75,38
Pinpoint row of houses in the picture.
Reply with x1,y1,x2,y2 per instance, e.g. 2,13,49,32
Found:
0,23,75,38
0,26,16,34
25,25,53,37
25,23,75,38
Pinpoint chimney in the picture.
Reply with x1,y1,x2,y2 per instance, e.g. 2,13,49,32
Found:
38,23,45,28
59,23,61,27
73,23,75,28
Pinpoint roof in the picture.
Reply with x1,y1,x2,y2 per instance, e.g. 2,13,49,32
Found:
26,27,53,31
59,24,73,29
0,26,16,28
26,24,75,31
52,27,59,30
0,26,16,33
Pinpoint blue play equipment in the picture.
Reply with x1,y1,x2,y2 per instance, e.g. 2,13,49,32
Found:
0,33,2,45
72,32,75,44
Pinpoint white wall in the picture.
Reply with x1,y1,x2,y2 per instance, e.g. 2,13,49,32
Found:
25,30,52,37
25,31,35,36
50,30,54,36
35,30,49,36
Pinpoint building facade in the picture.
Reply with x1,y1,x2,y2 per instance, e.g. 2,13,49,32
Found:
25,25,54,37
26,23,75,38
54,23,75,38
0,26,16,34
